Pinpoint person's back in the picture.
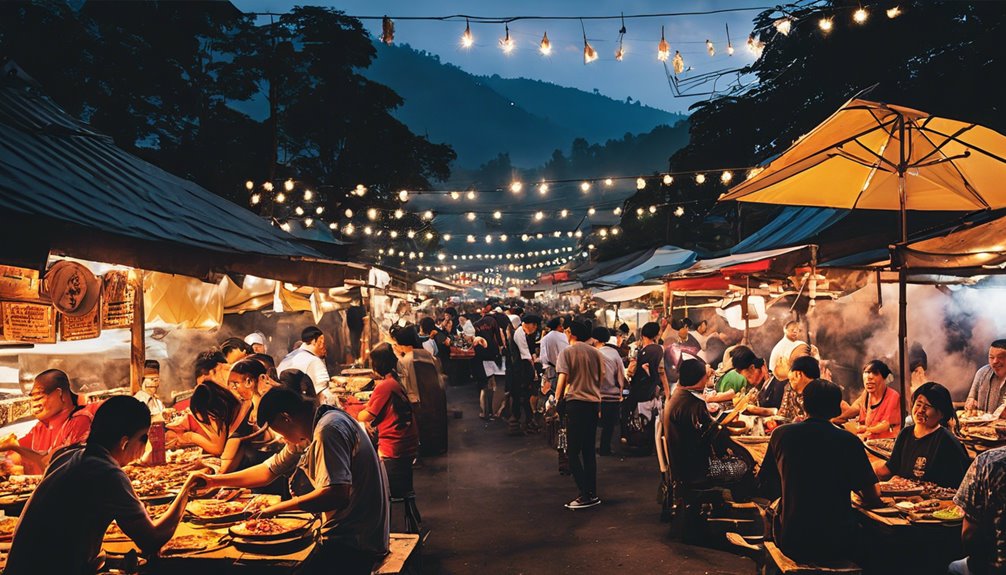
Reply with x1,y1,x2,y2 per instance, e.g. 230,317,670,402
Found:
664,388,713,485
954,448,1006,575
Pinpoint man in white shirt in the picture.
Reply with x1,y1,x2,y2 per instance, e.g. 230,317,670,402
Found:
278,326,331,399
133,360,165,416
459,314,476,338
244,332,267,355
769,321,804,381
509,315,540,433
538,317,569,396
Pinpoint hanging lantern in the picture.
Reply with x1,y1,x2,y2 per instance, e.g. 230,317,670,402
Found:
672,51,685,75
539,32,551,56
381,16,395,45
657,26,670,61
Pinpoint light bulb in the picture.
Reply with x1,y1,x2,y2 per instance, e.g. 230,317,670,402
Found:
706,39,715,57
611,227,620,236
493,210,502,219
500,234,508,242
534,211,544,221
775,18,792,35
263,181,274,192
280,222,291,232
467,190,476,200
663,174,673,185
538,183,548,194
390,230,398,238
721,171,734,183
485,235,493,244
438,253,446,261
500,24,514,54
367,208,378,220
575,230,583,238
250,193,260,205
510,181,523,193
426,232,434,240
588,207,596,215
394,209,404,219
399,190,408,202
467,212,476,221
303,189,313,201
364,226,373,235
674,206,685,217
344,208,353,218
560,209,568,218
462,20,474,48
316,206,324,215
584,41,598,64
284,179,294,191
407,230,416,239
521,234,529,242
539,32,551,56
604,178,613,186
614,207,622,215
658,30,670,62
354,184,367,197
304,218,313,227
818,17,833,32
444,234,451,241
450,191,460,200
636,208,645,216
276,192,286,203
886,6,901,18
329,223,337,229
695,173,706,184
580,181,591,192
422,210,433,220
342,223,353,234
649,205,657,213
636,177,646,190
467,235,476,243
853,8,868,23
245,180,254,191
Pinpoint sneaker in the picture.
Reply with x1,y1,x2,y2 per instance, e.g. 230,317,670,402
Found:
565,496,601,510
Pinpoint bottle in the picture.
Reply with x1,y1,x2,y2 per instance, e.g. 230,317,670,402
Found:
148,413,166,466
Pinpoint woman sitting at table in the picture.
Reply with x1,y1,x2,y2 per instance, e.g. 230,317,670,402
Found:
874,382,970,488
840,360,901,440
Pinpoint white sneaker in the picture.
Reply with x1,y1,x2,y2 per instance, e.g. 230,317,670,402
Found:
565,496,601,510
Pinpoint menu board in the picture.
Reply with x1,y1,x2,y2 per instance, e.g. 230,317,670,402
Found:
1,301,57,343
0,266,40,300
60,304,101,341
101,270,135,329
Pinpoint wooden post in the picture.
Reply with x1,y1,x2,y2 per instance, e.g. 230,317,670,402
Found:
129,270,145,394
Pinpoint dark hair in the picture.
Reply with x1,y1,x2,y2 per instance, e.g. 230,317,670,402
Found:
730,346,758,371
992,340,1006,351
547,317,563,331
248,353,276,369
194,351,227,379
190,381,241,433
279,369,316,399
301,326,324,344
909,343,928,372
143,360,160,372
804,379,842,419
591,326,611,343
35,369,77,405
913,382,957,428
444,307,458,319
790,355,821,379
221,337,253,356
863,359,892,379
679,358,708,388
671,318,688,331
258,387,314,427
231,358,268,380
88,396,151,450
566,320,590,342
618,323,630,335
390,324,420,348
419,316,437,334
521,314,541,326
641,322,660,340
371,343,399,377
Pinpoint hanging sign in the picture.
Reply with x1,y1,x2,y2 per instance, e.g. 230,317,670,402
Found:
1,301,57,343
101,270,136,329
0,266,40,300
60,304,102,341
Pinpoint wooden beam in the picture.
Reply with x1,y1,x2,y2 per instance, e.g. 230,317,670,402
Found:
129,270,145,394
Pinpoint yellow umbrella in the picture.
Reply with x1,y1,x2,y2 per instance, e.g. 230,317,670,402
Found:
720,97,1006,414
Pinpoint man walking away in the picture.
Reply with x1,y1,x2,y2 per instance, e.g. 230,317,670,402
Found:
555,321,603,509
593,326,626,456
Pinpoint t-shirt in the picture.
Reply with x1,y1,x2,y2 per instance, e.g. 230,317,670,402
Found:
5,445,148,574
267,407,389,555
716,370,749,394
757,418,878,563
397,349,440,404
556,342,602,403
858,386,902,440
17,407,94,474
777,384,806,422
278,344,331,395
363,374,419,459
886,425,970,488
769,337,804,378
538,330,569,369
664,388,734,485
631,342,664,401
597,345,626,402
955,448,1006,574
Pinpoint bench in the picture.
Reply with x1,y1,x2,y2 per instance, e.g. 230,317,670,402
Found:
764,541,861,575
373,533,421,575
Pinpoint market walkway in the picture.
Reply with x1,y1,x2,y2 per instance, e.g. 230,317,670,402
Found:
411,383,754,575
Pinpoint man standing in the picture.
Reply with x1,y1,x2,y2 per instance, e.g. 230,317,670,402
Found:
133,360,165,416
555,321,603,509
769,320,804,381
278,326,332,400
538,317,568,397
508,314,540,434
195,388,389,575
592,327,626,456
964,339,1006,414
757,379,882,564
0,369,93,474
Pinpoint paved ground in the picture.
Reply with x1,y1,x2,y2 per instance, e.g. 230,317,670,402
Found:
410,383,754,575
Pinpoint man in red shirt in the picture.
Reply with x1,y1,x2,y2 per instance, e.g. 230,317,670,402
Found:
0,369,93,474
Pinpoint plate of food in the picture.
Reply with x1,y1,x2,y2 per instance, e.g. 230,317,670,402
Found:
104,521,131,542
186,499,249,523
229,517,314,541
878,477,925,496
0,516,17,541
734,435,771,444
0,475,42,497
932,506,965,522
160,532,226,556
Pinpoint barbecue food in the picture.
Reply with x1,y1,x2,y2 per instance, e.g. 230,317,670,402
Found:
244,494,281,512
146,503,170,518
878,476,924,495
919,481,958,500
161,533,220,554
230,517,308,538
865,438,895,457
964,426,1001,442
0,517,17,540
187,500,247,519
126,464,188,498
0,475,41,495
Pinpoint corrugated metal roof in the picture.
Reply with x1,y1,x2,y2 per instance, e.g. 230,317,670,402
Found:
0,64,363,286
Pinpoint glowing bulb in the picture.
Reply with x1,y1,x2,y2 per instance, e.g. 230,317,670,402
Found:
536,233,543,239
510,181,523,193
500,234,508,242
280,222,291,232
438,253,446,261
614,207,622,215
663,174,673,185
706,39,715,57
636,208,645,216
674,206,685,217
727,42,735,56
398,190,409,202
467,235,476,243
818,17,833,32
390,209,401,219
443,234,451,241
775,18,792,35
886,6,901,18
450,191,460,200
364,226,373,235
611,227,620,236
575,230,583,238
467,212,476,221
467,190,476,200
534,211,544,221
521,234,529,242
615,46,625,61
461,20,474,48
343,222,354,234
604,178,613,186
588,207,596,215
584,40,598,64
649,205,657,214
344,208,353,218
304,218,314,227
392,231,402,239
250,193,260,205
538,183,548,194
245,180,255,191
407,230,416,239
636,177,646,190
658,26,670,61
500,24,514,54
315,206,324,215
721,171,734,183
423,210,433,220
853,8,868,23
539,32,551,56
426,232,434,240
367,208,378,220
560,209,569,218
493,210,502,220
354,184,367,196
263,182,274,192
485,235,493,244
599,228,608,237
329,223,337,229
695,173,707,184
284,179,294,192
276,192,286,203
580,181,591,192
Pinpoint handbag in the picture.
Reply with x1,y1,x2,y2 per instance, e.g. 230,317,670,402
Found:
707,450,749,483
557,418,571,475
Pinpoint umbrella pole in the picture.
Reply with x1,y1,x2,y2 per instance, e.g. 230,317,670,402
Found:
897,114,909,423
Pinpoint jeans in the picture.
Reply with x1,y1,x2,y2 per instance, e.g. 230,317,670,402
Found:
598,401,620,454
566,400,600,497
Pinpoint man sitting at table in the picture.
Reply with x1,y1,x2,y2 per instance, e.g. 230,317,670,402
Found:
5,396,200,575
964,339,1006,414
757,379,883,564
194,387,389,575
0,369,94,474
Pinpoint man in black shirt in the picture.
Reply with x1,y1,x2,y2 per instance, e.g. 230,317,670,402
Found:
758,379,883,563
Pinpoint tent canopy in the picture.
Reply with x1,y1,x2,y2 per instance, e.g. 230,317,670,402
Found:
0,62,363,287
731,207,849,254
592,283,664,303
592,246,696,287
901,215,1006,271
672,245,813,278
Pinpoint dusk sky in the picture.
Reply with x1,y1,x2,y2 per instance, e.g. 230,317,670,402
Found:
231,0,771,115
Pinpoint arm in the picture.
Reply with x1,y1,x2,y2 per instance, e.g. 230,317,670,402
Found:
555,373,568,401
217,436,245,475
183,419,227,455
1,445,48,474
119,474,202,553
838,393,864,422
196,460,278,490
965,368,984,411
857,483,884,508
873,462,893,480
258,484,351,517
961,517,980,555
658,363,670,397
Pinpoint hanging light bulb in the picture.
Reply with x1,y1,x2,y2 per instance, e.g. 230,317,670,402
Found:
672,50,684,75
521,234,529,242
604,178,613,186
367,208,378,220
663,174,673,185
426,232,434,240
276,192,286,203
500,234,508,242
500,24,515,54
467,234,476,243
706,39,715,56
393,209,404,219
553,231,561,238
284,179,294,192
381,16,394,45
611,227,620,236
853,7,869,23
539,31,551,55
407,230,416,239
304,217,314,227
315,206,324,215
818,17,833,33
580,181,591,192
485,235,493,244
727,40,735,56
250,193,261,205
450,191,460,200
280,222,291,232
695,173,707,184
615,44,625,61
422,210,433,220
343,222,354,234
674,206,685,217
560,209,569,218
354,184,367,197
583,39,598,64
575,230,583,238
302,189,312,202
510,181,523,193
263,182,274,192
886,6,901,18
389,230,398,238
537,183,548,195
443,234,452,241
438,253,446,261
364,226,373,235
245,180,255,191
461,19,474,48
342,208,352,218
658,26,670,61
721,171,734,183
636,177,646,190
329,222,337,229
774,18,792,35
534,211,544,221
599,228,608,237
398,190,409,202
588,207,596,215
492,210,502,220
636,207,645,216
647,205,656,214
614,207,622,215
466,212,476,221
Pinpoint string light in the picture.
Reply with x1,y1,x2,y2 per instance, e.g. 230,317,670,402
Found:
534,211,544,220
493,210,502,219
706,39,715,56
276,192,286,203
443,234,451,241
636,207,645,216
511,181,523,193
636,177,646,190
284,179,294,192
263,182,274,192
467,190,476,200
611,227,620,236
537,183,548,194
354,184,367,197
588,207,596,215
695,173,706,184
674,206,685,217
329,223,337,229
342,222,352,234
407,230,416,239
250,193,260,205
365,226,373,235
304,218,314,227
398,190,409,202
389,230,398,238
245,180,254,191
280,222,291,232
583,39,598,64
467,235,476,243
560,209,569,218
853,7,868,23
467,212,476,221
303,189,313,201
450,191,460,200
539,32,551,55
461,19,473,48
315,206,324,215
604,178,613,186
818,17,833,33
367,208,378,220
648,205,657,213
423,210,433,220
343,208,353,218
485,235,493,244
662,174,673,185
672,50,684,74
580,181,591,192
500,24,515,54
886,6,901,18
426,232,434,240
774,18,792,35
394,209,404,219
614,207,622,215
657,26,670,61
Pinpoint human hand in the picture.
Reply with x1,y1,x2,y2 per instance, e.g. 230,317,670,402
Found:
965,398,977,412
186,472,215,492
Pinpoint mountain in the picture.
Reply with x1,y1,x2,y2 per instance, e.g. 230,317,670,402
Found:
364,42,686,168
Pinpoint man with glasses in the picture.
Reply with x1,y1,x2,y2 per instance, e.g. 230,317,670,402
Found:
133,360,165,416
0,369,94,474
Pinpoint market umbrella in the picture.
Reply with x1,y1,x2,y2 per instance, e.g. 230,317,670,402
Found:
720,97,1006,413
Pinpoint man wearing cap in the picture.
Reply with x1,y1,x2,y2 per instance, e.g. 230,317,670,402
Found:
244,332,268,355
133,360,165,416
278,326,332,402
0,369,94,474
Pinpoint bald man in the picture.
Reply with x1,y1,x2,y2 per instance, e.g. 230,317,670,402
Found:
0,370,94,474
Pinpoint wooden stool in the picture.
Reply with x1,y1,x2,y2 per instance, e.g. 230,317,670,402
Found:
373,533,421,575
764,541,861,575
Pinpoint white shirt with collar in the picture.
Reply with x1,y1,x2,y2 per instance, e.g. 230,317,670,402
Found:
514,328,533,362
133,390,164,416
278,343,331,396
